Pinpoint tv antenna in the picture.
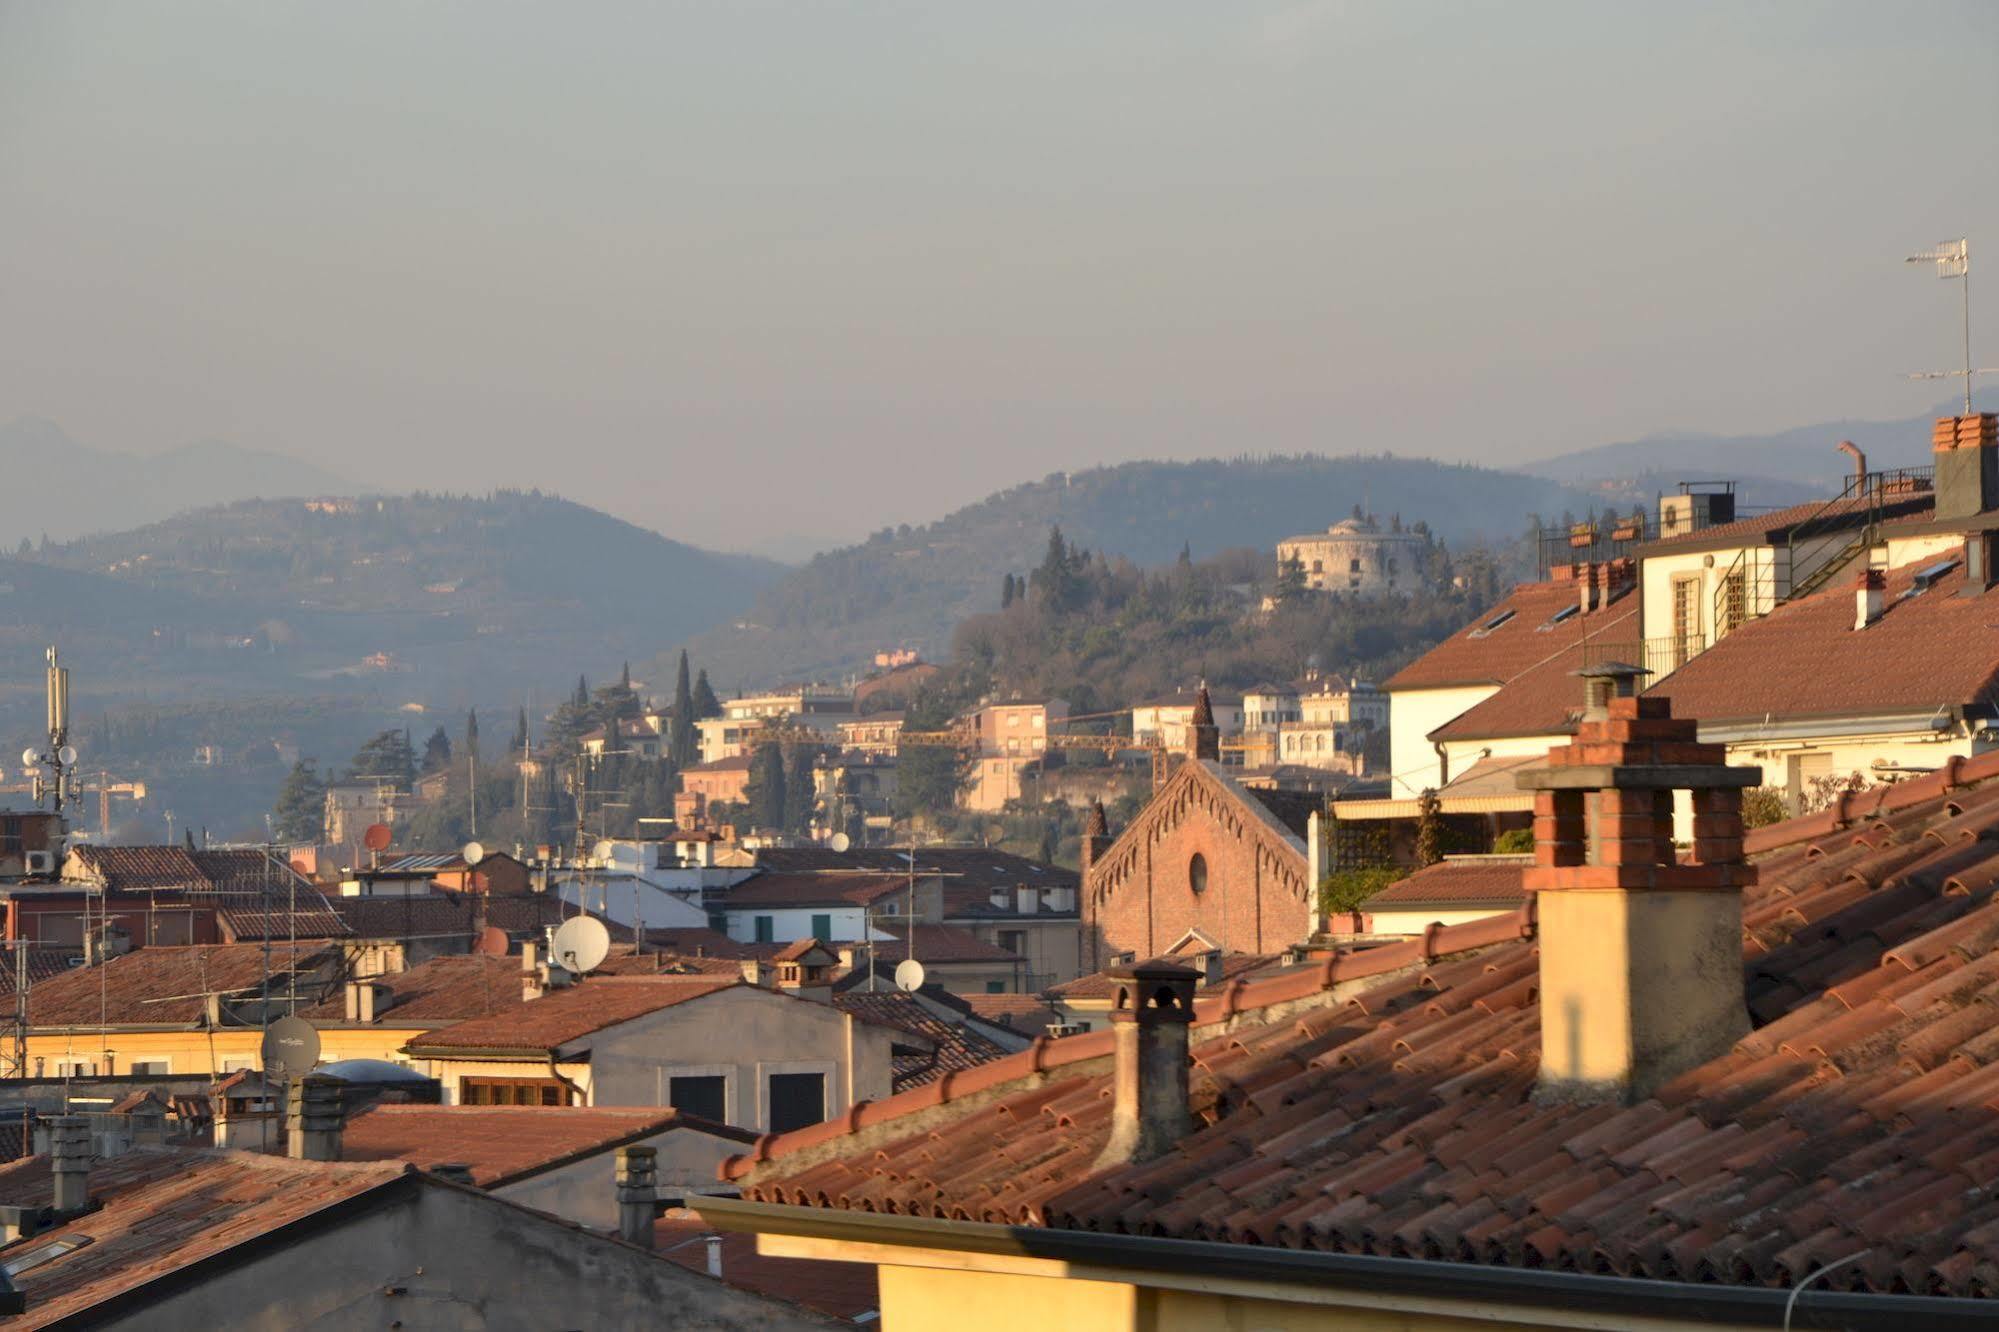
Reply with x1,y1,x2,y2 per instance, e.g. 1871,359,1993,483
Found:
1906,239,1995,416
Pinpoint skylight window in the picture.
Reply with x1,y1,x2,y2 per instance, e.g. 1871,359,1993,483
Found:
3,1236,90,1277
1469,609,1516,638
1538,604,1581,630
1909,558,1962,594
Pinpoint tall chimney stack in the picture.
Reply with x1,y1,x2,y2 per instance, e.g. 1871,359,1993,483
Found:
615,1146,658,1248
1855,567,1887,630
1093,960,1198,1169
1518,693,1759,1104
1933,414,1999,521
47,1116,90,1215
287,1074,345,1162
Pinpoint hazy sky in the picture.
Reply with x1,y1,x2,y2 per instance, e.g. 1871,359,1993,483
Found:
3,2,1995,558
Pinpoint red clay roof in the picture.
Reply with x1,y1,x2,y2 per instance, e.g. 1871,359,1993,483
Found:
1425,602,1643,742
341,1103,754,1186
1044,950,1286,1000
0,1148,407,1322
329,891,568,942
831,991,1012,1091
1364,857,1531,909
1383,581,1636,691
871,923,1019,964
299,953,521,1025
722,747,1999,1299
404,976,740,1054
1648,548,1999,724
958,993,1062,1033
26,943,330,1028
657,1211,879,1322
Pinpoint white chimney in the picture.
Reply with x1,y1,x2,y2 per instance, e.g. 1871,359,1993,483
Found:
704,1234,724,1278
1855,567,1886,630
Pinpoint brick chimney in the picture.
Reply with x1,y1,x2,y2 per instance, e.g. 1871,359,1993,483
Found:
1185,685,1219,762
287,1074,345,1162
1933,413,1999,521
48,1116,90,1215
1093,960,1198,1169
343,979,387,1023
1855,567,1887,629
1517,694,1758,1104
615,1146,657,1248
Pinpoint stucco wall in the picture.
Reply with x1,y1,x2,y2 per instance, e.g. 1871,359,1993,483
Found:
494,1125,742,1227
1389,686,1497,795
98,1179,832,1331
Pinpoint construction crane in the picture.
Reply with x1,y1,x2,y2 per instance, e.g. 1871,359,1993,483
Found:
0,772,147,840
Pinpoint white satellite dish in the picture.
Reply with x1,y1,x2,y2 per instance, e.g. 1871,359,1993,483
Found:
56,745,76,767
894,958,926,993
551,915,611,974
829,831,852,853
461,841,485,867
18,748,36,769
591,839,615,865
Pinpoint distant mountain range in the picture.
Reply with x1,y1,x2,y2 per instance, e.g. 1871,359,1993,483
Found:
664,453,1597,691
0,417,358,544
1524,392,1999,509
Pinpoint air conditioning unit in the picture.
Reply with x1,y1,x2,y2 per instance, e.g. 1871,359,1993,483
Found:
23,851,54,875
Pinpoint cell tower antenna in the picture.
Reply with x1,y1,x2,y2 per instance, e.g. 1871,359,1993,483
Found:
1905,239,1997,416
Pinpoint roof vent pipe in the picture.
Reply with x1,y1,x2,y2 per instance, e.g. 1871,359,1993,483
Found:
704,1234,723,1278
1856,568,1887,630
1837,439,1866,483
1093,960,1198,1170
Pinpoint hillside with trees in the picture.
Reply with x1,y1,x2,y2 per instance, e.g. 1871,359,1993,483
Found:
665,453,1588,691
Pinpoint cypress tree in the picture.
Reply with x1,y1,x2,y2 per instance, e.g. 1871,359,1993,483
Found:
670,650,697,768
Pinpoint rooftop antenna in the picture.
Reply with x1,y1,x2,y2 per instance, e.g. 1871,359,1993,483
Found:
21,646,76,815
1906,239,1996,416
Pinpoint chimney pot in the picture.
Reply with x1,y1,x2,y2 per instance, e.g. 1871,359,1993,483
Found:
615,1145,658,1248
1093,960,1198,1169
704,1233,724,1278
47,1115,90,1216
1856,567,1887,630
287,1074,345,1162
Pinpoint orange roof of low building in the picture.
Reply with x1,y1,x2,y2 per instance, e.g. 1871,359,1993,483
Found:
656,1211,879,1322
723,872,914,909
299,953,520,1025
1383,580,1634,692
26,943,330,1028
340,1103,755,1186
1424,599,1642,742
404,976,741,1055
718,746,1999,1300
1362,856,1531,909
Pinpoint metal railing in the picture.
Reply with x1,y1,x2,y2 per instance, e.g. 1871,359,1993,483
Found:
1576,634,1708,682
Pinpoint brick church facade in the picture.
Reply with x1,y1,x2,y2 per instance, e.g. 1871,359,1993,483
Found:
1080,688,1322,968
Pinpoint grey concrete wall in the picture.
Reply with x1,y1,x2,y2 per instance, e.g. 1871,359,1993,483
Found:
495,1125,743,1228
91,1178,835,1331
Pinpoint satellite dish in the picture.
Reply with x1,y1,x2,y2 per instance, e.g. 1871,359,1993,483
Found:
473,925,509,956
829,832,852,853
18,748,36,769
56,745,76,767
461,841,485,868
894,959,926,993
362,823,393,852
550,916,611,974
591,839,615,865
261,1016,321,1079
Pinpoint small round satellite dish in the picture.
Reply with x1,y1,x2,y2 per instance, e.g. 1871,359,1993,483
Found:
829,831,852,853
461,840,485,868
362,823,393,852
551,915,611,974
261,1016,321,1079
591,839,615,865
56,745,76,767
18,748,36,769
473,925,509,956
894,959,926,993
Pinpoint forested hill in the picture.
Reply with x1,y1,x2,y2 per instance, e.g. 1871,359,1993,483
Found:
10,491,780,708
667,453,1590,690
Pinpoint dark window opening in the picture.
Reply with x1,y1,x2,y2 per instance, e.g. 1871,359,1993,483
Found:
810,913,832,942
754,915,775,943
768,1072,826,1133
1189,853,1208,895
669,1074,727,1123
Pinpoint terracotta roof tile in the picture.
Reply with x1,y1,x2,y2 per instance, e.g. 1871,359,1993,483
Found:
723,873,913,909
340,1103,754,1186
869,923,1019,964
27,943,332,1028
1383,581,1636,691
656,1212,878,1322
722,751,1999,1299
299,953,520,1024
1364,857,1530,910
830,991,1012,1090
404,976,740,1054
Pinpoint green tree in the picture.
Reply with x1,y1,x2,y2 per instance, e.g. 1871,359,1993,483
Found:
464,708,480,767
545,675,598,757
1276,555,1308,603
747,743,786,832
271,759,326,842
691,669,721,721
512,706,530,753
420,726,452,775
669,650,698,769
1001,572,1016,609
784,746,819,834
350,730,415,789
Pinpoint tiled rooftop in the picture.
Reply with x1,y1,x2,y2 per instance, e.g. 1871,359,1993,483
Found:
1424,600,1642,742
330,890,569,942
1646,547,1999,725
725,748,1999,1298
1364,857,1532,909
956,992,1062,1034
1642,489,1935,553
723,873,914,910
26,943,331,1028
1382,580,1635,692
831,991,1012,1091
1045,950,1288,1001
0,1148,407,1324
340,1103,754,1186
404,976,740,1054
298,953,521,1025
869,924,1019,964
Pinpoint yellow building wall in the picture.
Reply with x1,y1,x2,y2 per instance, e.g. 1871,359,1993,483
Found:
24,1026,433,1078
